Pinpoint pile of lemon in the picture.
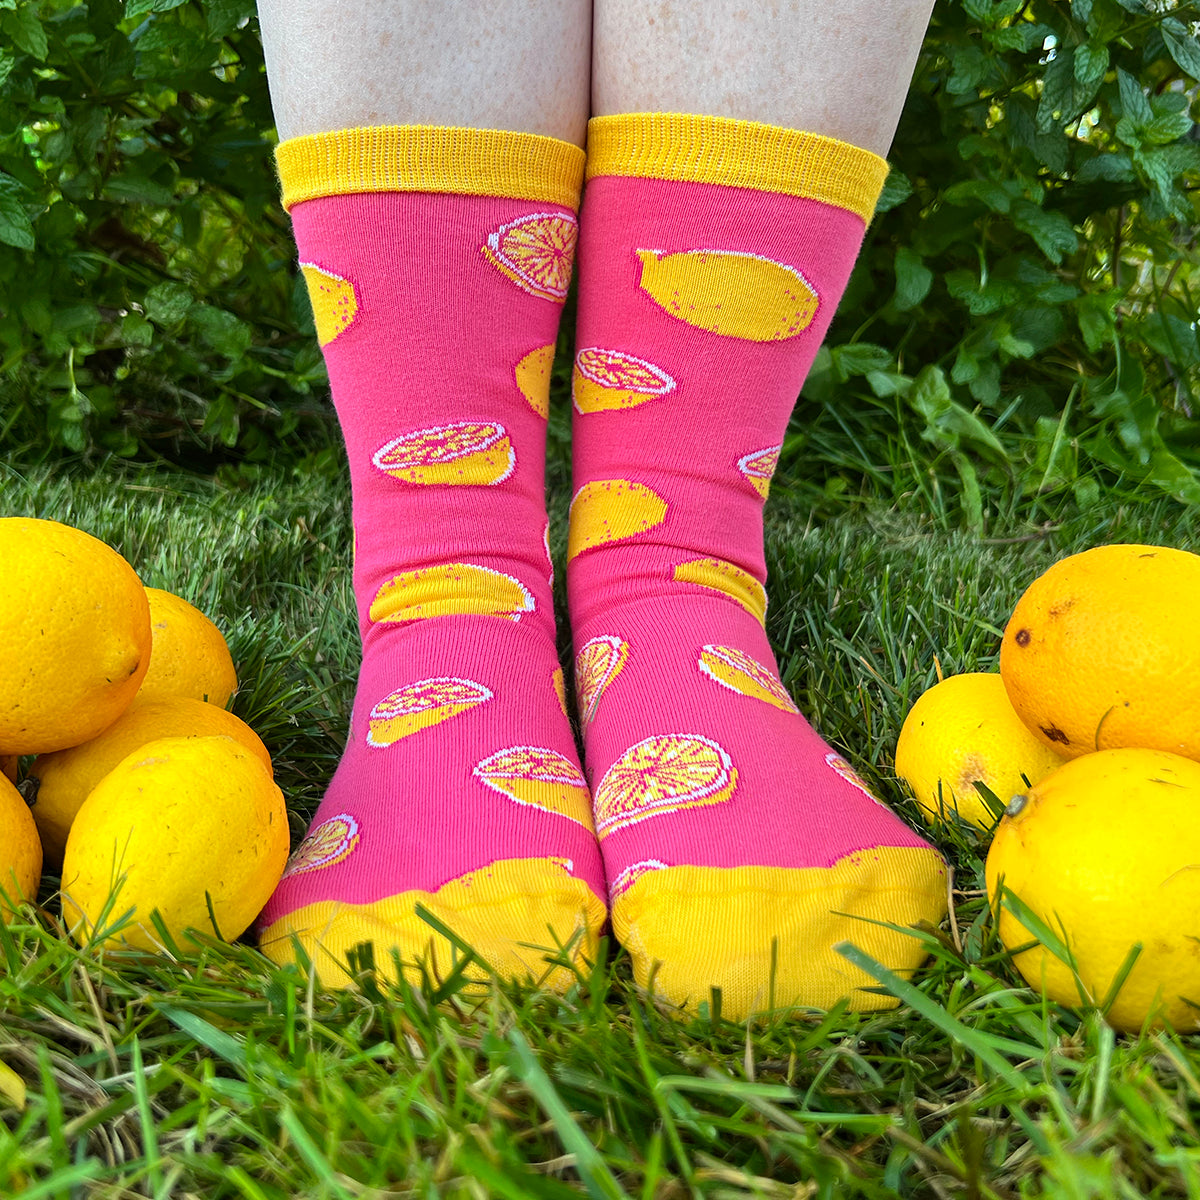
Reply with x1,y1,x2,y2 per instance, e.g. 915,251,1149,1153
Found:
0,517,289,953
895,543,1200,1033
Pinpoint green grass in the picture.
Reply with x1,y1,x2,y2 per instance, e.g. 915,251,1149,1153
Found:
3,449,1200,1199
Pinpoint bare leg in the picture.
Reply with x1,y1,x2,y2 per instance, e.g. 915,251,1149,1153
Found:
258,0,592,145
592,0,935,154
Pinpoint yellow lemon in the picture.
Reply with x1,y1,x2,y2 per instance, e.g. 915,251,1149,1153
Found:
986,748,1200,1032
0,774,41,919
634,248,818,341
0,518,151,755
894,673,1066,830
300,262,359,346
61,735,288,952
28,696,272,869
566,479,668,561
138,588,238,709
1001,544,1200,760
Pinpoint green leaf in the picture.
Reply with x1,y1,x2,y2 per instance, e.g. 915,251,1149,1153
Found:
1117,68,1153,126
1037,46,1077,132
893,246,933,312
1012,200,1079,264
206,0,257,38
1142,111,1194,145
102,173,177,206
1073,41,1109,95
144,281,195,327
0,175,34,252
875,168,913,213
1161,17,1200,79
126,0,189,17
833,342,892,379
0,7,48,60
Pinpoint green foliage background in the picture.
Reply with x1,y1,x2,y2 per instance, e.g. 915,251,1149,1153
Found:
0,0,1197,520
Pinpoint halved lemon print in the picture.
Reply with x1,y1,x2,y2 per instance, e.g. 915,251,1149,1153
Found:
551,666,569,717
543,521,554,587
369,563,534,625
593,733,739,839
367,677,492,747
574,634,629,727
514,344,555,418
698,644,799,714
826,752,891,811
473,746,593,828
738,445,781,500
281,813,361,878
672,557,767,625
609,858,668,902
373,422,515,486
572,347,676,414
482,212,577,302
300,262,359,346
635,248,819,341
567,479,668,561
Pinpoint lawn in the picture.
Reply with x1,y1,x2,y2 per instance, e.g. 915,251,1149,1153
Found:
2,447,1200,1199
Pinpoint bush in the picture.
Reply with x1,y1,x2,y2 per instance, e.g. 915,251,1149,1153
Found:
0,0,1197,515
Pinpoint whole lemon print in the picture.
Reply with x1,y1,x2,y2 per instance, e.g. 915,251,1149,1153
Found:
29,696,272,869
0,773,42,918
894,672,1066,830
138,588,239,709
1000,544,1200,760
986,748,1200,1032
0,518,151,754
61,735,288,951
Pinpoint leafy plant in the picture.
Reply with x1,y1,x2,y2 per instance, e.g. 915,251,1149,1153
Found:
796,0,1200,521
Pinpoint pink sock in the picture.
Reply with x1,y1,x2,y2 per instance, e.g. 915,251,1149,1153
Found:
256,126,606,989
568,114,947,1018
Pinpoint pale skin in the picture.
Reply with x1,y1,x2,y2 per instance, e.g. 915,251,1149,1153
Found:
258,0,936,158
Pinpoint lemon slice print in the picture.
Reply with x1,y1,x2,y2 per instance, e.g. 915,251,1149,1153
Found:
514,344,555,418
572,347,676,414
281,813,361,878
698,645,799,714
672,557,767,625
608,858,668,902
482,212,577,302
368,563,534,625
574,634,629,727
593,733,739,839
635,248,819,341
825,752,891,811
373,422,515,486
473,745,593,828
367,677,492,747
567,479,668,561
737,445,781,500
300,262,359,346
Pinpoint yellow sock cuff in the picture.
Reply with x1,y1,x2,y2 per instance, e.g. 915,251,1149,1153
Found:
585,113,888,222
275,126,586,212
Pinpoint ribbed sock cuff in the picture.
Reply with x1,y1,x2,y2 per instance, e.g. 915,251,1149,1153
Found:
275,125,586,211
585,112,888,221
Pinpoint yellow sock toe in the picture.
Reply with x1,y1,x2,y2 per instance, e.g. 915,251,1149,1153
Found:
259,856,606,994
613,847,948,1020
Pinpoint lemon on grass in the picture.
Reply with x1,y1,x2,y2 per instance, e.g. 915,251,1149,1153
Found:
894,672,1066,830
0,518,151,755
1000,543,1200,760
986,748,1200,1032
61,735,288,952
28,696,272,869
138,588,239,709
0,774,41,919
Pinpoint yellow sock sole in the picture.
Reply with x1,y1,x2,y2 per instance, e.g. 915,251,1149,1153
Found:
259,856,606,994
613,846,948,1019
